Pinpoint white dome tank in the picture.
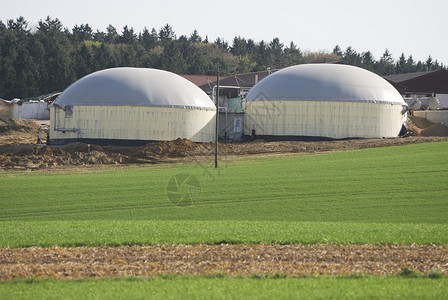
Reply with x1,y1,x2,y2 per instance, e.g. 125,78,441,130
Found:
50,68,216,145
244,64,407,139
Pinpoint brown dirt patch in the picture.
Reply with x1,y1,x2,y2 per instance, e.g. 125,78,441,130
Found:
408,116,448,137
1,244,446,279
408,116,435,130
1,136,448,172
421,123,448,136
0,118,40,134
0,118,45,146
1,117,448,171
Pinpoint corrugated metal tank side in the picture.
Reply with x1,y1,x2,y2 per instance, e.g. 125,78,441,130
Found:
13,102,50,120
50,106,216,143
243,100,406,139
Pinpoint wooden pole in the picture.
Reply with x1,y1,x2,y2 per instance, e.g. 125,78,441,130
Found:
215,68,220,169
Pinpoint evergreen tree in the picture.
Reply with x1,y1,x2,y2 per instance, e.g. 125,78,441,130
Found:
284,41,304,66
119,25,137,45
139,27,158,50
189,29,201,43
342,46,361,66
405,55,415,72
268,37,284,68
36,16,75,92
230,36,248,56
105,25,118,44
75,42,94,78
378,49,394,75
425,55,433,70
395,53,407,73
0,20,18,98
361,51,375,71
160,40,186,73
246,39,256,56
214,37,228,50
187,44,210,74
1,16,447,99
158,23,175,44
254,40,268,70
416,60,425,71
71,24,93,43
7,16,29,32
93,30,106,42
332,45,343,57
93,43,116,69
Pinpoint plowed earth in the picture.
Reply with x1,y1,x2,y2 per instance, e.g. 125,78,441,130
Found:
1,245,447,279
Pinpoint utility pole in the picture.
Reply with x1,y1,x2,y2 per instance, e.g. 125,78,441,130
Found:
215,68,220,169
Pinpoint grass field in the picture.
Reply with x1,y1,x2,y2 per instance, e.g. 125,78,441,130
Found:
1,276,447,300
1,141,447,298
0,141,447,247
1,220,447,247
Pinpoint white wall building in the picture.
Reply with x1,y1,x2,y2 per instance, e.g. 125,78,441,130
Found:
50,68,216,145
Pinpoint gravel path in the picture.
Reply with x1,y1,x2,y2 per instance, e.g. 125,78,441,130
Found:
1,244,447,279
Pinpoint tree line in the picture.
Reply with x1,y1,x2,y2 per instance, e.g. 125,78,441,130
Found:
1,16,445,99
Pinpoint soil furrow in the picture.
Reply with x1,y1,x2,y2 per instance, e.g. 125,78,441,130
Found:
1,244,447,279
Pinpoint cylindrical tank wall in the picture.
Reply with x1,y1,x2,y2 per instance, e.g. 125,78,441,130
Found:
50,106,216,143
243,100,406,139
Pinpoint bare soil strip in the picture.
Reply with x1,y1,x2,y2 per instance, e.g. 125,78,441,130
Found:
1,245,447,279
1,116,448,171
2,136,448,171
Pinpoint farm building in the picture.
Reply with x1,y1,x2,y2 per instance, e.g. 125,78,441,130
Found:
50,67,216,145
244,64,407,139
0,93,60,120
186,70,276,141
384,69,448,126
384,69,448,108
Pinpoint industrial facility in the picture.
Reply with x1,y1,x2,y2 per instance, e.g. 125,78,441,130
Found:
384,69,448,108
37,64,448,145
243,64,407,139
49,68,216,145
384,69,448,126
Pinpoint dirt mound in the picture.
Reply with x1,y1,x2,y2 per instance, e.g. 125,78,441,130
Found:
0,145,127,170
420,122,448,137
1,136,448,171
129,138,201,158
12,145,63,157
0,118,40,135
0,118,47,146
408,116,434,130
0,139,202,170
61,142,104,153
408,116,448,136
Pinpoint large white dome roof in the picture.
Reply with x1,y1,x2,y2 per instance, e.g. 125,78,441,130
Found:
54,67,216,110
246,64,405,105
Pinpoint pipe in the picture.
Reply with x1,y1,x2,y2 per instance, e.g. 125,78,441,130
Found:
54,128,79,132
52,106,80,138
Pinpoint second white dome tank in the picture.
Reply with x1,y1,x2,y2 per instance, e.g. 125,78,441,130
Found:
244,64,407,139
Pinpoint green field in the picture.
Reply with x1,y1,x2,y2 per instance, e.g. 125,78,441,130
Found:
1,220,447,247
1,276,447,300
1,141,447,298
0,141,447,247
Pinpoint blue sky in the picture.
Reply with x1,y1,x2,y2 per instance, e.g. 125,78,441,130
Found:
2,0,448,65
